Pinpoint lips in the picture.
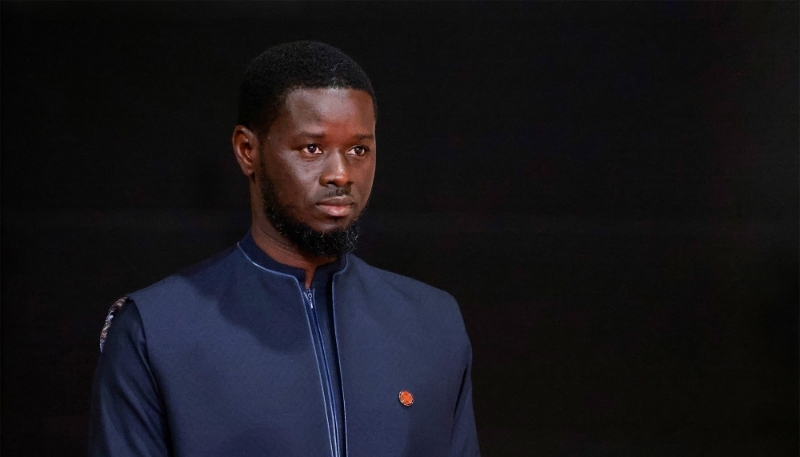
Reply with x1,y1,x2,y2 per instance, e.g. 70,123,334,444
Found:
316,196,355,218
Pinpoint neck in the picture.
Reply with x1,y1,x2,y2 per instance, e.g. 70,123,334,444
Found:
250,223,337,289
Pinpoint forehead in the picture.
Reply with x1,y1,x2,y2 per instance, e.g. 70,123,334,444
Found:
271,87,375,135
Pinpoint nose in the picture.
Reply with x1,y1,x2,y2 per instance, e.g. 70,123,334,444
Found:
320,151,351,188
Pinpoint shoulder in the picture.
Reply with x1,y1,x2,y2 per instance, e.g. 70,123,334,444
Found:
127,245,239,308
96,297,156,364
100,244,258,353
347,254,456,304
115,245,252,338
344,255,467,336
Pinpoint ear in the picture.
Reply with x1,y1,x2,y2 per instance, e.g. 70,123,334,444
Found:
232,125,260,178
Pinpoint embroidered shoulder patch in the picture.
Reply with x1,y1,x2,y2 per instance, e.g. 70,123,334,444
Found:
100,296,131,352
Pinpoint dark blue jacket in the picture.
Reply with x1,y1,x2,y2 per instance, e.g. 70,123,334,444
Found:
90,234,479,456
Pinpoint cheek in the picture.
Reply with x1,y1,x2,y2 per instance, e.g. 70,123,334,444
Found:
274,168,319,204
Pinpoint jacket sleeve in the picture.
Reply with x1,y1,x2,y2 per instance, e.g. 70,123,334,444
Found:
89,301,171,456
450,343,481,456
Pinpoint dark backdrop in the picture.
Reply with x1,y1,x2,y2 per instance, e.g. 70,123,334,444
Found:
2,2,798,456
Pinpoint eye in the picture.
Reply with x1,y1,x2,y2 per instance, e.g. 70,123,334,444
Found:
351,145,368,156
303,144,321,154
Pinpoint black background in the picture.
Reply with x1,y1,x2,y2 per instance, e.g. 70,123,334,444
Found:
2,2,798,455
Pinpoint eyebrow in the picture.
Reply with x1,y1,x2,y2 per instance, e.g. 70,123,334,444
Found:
296,131,375,141
296,131,326,139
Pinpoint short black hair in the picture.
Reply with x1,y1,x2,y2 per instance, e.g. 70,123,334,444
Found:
237,41,376,135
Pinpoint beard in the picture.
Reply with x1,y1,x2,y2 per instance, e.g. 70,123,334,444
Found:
258,166,361,259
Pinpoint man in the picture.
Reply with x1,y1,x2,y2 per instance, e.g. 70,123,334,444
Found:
90,41,479,457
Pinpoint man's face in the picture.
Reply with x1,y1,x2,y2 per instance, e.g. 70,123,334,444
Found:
256,87,376,256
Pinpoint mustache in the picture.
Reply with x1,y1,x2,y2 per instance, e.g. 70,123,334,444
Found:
321,186,351,199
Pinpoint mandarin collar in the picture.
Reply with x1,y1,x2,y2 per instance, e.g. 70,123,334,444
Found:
238,230,347,289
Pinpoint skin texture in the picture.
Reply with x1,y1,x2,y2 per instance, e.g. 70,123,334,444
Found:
232,88,376,288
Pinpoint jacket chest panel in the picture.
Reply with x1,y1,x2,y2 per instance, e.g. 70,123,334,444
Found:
151,307,333,455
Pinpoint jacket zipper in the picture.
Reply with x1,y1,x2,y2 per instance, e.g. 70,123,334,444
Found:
303,288,342,457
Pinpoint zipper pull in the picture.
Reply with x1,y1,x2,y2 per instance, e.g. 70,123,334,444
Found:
305,288,314,307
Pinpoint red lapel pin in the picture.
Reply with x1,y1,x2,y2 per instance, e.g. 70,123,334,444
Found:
398,390,414,406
